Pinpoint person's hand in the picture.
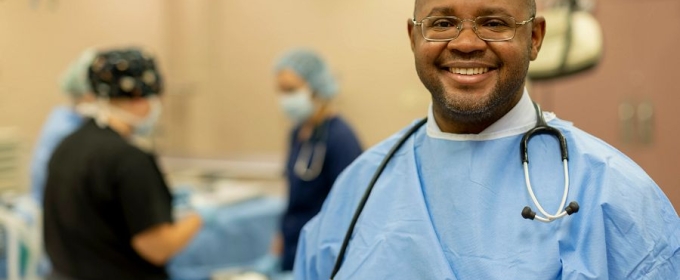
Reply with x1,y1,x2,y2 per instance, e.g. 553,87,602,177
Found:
195,206,218,227
172,185,193,209
250,252,281,276
231,271,268,280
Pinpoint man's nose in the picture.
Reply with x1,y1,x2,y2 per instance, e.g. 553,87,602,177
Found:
447,21,487,53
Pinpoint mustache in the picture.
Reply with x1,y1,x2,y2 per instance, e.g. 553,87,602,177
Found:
435,50,496,65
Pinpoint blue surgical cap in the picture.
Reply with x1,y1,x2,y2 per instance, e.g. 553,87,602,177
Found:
274,49,338,100
59,48,97,99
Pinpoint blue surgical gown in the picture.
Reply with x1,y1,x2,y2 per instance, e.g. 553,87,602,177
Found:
282,116,362,271
294,118,680,279
30,106,84,202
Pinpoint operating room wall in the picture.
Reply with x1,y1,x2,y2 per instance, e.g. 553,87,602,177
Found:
156,0,425,160
157,0,680,207
0,0,168,132
0,0,679,208
0,0,168,191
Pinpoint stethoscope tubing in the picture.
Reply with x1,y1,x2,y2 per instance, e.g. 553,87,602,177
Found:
330,118,428,279
294,141,327,181
520,103,576,223
523,159,570,222
293,121,331,181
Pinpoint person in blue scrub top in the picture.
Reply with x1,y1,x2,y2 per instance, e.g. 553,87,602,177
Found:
294,0,680,279
266,49,363,273
30,48,97,203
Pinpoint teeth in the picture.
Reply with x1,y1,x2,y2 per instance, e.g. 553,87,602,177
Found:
450,67,489,75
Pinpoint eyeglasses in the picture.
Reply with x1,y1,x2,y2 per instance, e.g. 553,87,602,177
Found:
412,16,535,42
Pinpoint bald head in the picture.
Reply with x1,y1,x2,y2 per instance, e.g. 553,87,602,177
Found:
527,0,536,16
413,0,537,18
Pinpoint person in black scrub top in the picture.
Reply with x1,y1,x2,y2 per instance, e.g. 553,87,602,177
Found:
43,48,215,280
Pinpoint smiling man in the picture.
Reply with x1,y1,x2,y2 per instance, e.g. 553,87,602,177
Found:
293,0,680,279
413,0,539,134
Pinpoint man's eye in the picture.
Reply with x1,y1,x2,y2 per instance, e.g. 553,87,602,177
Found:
431,19,456,28
481,20,510,28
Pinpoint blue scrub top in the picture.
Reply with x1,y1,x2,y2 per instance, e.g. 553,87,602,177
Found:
293,118,680,279
281,116,362,271
30,106,84,203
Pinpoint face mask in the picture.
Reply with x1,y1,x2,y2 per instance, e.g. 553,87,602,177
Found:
96,97,162,136
279,89,314,123
134,98,162,137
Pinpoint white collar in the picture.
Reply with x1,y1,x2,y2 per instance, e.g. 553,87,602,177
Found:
426,88,557,141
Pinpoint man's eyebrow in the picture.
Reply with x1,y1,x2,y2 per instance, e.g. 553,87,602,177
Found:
425,7,456,17
476,7,515,18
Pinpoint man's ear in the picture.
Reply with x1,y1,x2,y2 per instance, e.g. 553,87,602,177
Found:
407,19,416,51
530,16,546,61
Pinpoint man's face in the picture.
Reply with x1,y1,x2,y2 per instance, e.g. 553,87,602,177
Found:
409,0,545,128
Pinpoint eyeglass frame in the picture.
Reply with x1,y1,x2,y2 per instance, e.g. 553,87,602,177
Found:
411,15,535,42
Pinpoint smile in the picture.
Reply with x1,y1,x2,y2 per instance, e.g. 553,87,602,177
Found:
449,67,489,75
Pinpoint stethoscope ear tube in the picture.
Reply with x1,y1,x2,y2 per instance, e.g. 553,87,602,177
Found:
521,103,569,163
520,126,569,163
330,118,427,280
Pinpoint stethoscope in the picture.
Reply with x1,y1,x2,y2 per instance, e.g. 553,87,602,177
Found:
330,102,580,279
293,120,330,181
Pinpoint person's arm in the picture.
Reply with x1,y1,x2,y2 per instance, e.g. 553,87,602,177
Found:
250,232,284,274
118,151,203,266
270,232,283,255
131,214,203,266
325,120,363,186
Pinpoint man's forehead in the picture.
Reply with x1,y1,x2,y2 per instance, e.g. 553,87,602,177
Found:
415,0,528,17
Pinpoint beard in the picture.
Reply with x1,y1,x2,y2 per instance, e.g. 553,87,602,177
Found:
416,54,529,126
